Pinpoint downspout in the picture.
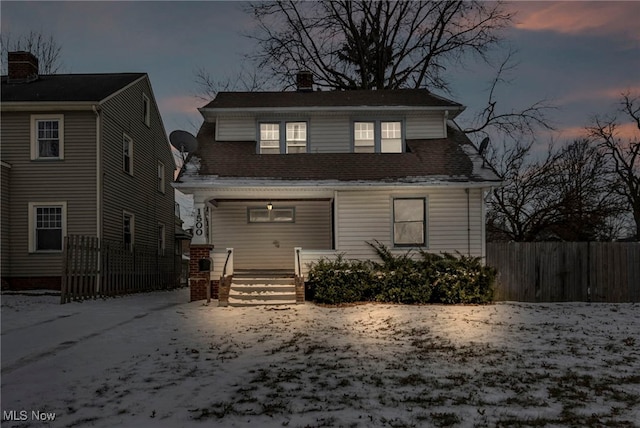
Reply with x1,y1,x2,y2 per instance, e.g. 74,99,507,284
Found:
444,110,449,138
93,104,102,291
466,188,471,257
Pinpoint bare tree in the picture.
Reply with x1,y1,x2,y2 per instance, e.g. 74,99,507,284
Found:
487,138,625,242
463,49,555,140
245,0,512,91
0,30,64,74
587,92,640,240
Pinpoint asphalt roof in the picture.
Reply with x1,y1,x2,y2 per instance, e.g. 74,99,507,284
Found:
184,122,498,183
201,88,463,110
1,73,146,102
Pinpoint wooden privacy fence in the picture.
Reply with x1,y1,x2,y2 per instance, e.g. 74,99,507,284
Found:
487,242,640,303
61,235,179,303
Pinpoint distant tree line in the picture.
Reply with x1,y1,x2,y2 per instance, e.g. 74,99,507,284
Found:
487,93,639,242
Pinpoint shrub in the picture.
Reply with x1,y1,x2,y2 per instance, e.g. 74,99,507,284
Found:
306,242,496,305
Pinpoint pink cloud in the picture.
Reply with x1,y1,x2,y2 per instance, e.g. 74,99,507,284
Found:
160,95,203,115
558,122,638,141
558,86,640,105
510,2,640,41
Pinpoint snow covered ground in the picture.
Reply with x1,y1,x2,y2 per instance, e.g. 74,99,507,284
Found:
1,289,639,427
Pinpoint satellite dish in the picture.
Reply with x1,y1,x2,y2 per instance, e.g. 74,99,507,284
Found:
170,130,198,154
478,137,490,155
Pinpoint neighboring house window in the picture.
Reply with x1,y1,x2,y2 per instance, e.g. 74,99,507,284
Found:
354,122,375,153
31,115,64,160
158,223,165,255
286,122,307,153
123,211,134,250
28,202,67,252
123,134,133,174
393,198,426,247
142,93,151,127
157,161,165,193
259,121,308,154
248,207,295,223
353,120,403,153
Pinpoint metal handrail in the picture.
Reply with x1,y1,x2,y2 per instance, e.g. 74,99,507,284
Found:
222,249,232,277
296,248,302,278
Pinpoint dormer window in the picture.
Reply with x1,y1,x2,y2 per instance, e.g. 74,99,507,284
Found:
259,121,308,154
286,122,307,153
353,120,403,153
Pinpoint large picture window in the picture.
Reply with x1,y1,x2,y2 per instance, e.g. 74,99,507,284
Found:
31,115,64,160
393,198,426,246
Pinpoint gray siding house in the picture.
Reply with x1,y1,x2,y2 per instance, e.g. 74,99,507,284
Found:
174,73,501,303
1,52,176,289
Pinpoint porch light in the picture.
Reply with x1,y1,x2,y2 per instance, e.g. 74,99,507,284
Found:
267,202,273,211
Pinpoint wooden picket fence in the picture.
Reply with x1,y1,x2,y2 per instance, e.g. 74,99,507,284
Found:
61,235,179,303
487,242,640,303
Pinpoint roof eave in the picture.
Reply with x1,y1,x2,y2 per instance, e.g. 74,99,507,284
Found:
199,105,465,120
1,101,98,112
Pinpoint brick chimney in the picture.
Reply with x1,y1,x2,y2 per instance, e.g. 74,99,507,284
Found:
296,70,313,92
7,51,39,83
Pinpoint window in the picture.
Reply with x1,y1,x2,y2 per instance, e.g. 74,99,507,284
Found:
31,115,64,160
381,121,402,153
123,134,133,174
353,120,403,153
354,122,375,153
259,121,308,154
158,223,165,255
28,202,67,252
142,93,151,126
248,207,295,223
286,122,307,153
157,161,165,193
393,198,426,247
123,212,134,250
259,123,280,154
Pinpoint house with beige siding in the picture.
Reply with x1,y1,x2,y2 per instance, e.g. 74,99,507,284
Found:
1,51,176,290
174,72,500,305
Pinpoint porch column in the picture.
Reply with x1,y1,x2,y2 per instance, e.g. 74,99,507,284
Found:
189,201,213,301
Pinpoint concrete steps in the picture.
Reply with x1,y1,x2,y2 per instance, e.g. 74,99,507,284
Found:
228,274,297,306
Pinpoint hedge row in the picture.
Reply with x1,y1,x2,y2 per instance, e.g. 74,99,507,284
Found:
307,241,496,305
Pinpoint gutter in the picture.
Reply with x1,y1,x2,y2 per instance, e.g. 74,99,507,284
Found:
93,104,102,292
1,102,97,112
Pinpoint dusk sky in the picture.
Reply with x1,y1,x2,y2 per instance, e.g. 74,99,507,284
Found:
2,1,639,144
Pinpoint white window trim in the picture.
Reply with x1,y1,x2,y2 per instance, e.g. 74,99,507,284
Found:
123,211,135,249
30,114,64,160
157,160,165,193
28,201,67,253
123,133,133,175
142,93,151,127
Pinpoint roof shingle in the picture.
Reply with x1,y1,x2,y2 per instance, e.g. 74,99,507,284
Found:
1,73,146,102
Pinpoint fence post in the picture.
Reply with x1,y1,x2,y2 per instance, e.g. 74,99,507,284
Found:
60,236,69,304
